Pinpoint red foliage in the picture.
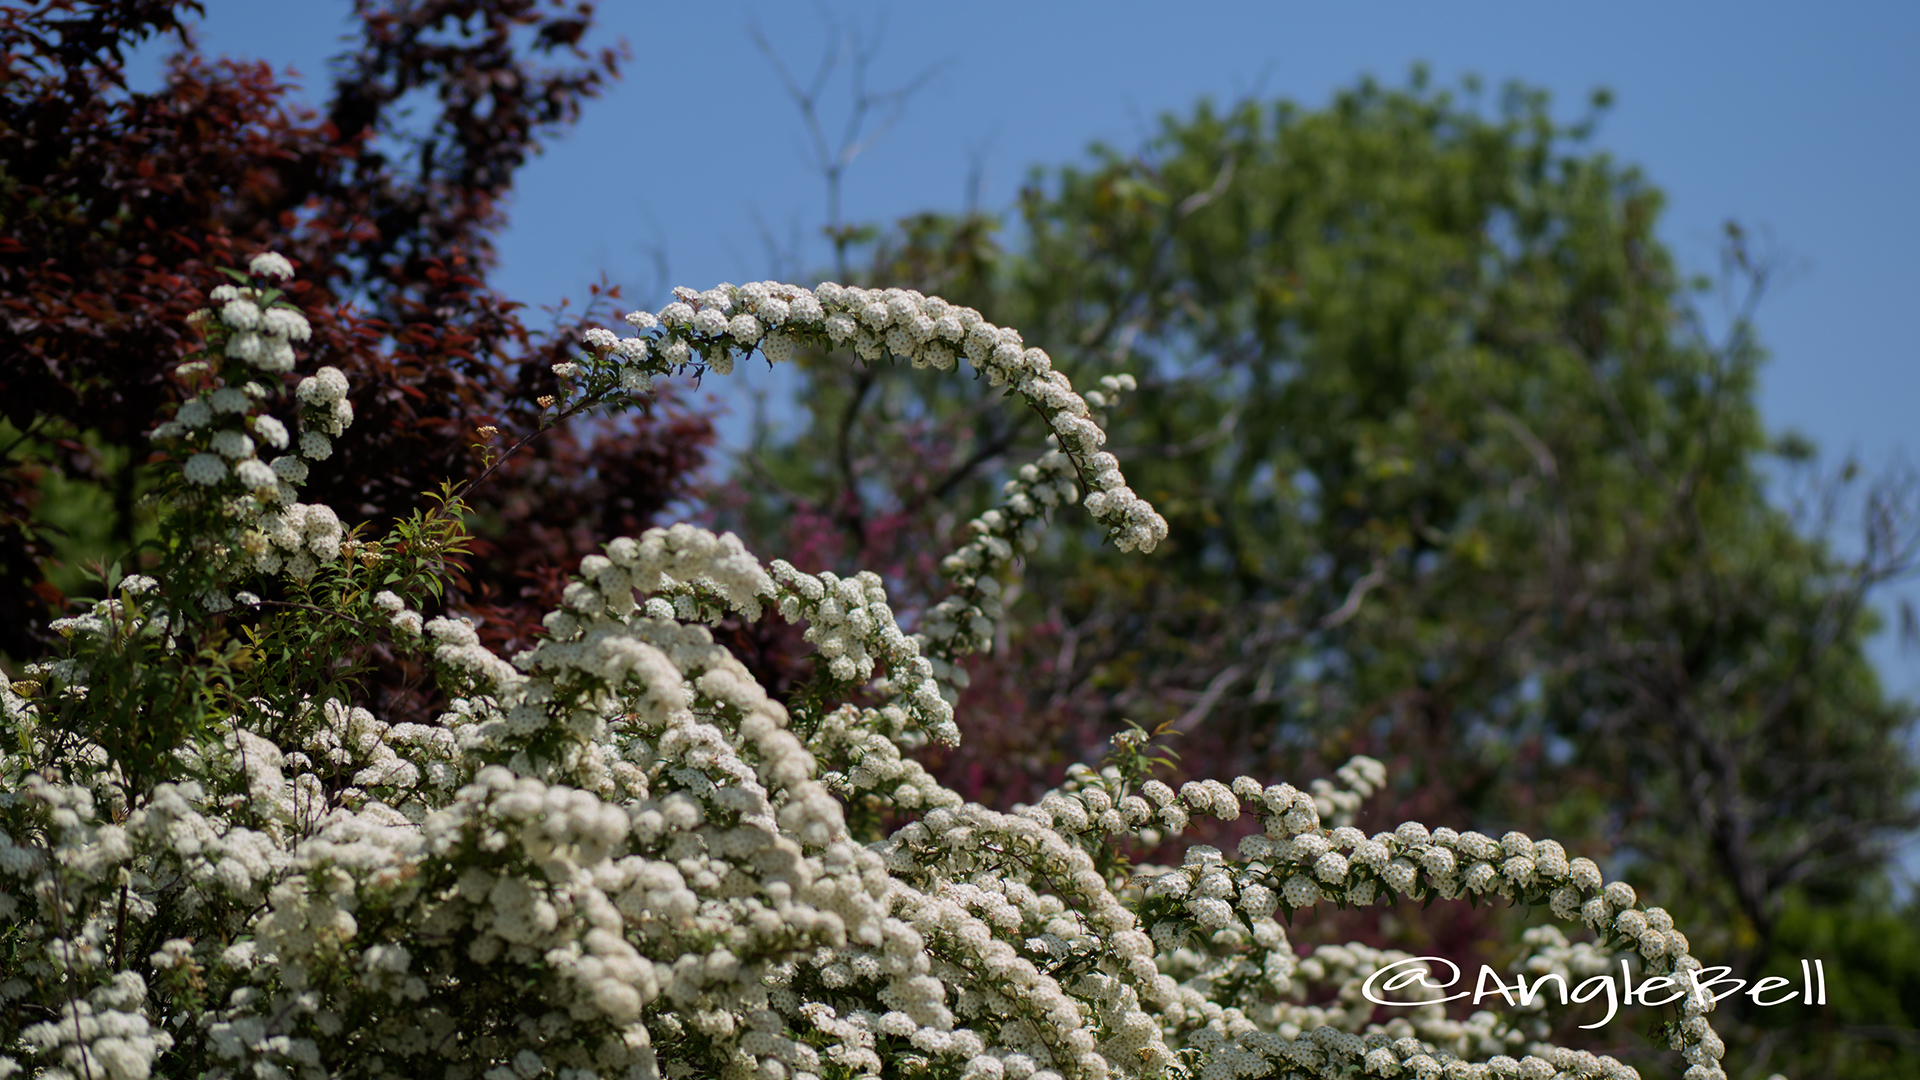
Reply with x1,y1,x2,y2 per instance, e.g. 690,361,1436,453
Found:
0,1,713,662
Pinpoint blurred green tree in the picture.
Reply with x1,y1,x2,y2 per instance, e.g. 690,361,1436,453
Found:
727,74,1920,1078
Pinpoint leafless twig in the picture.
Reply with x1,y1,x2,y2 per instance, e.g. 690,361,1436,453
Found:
748,10,948,279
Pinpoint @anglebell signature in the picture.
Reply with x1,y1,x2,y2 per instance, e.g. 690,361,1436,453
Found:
1360,956,1829,1030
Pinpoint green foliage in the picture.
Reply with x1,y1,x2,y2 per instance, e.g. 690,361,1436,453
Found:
732,76,1920,1078
1751,892,1920,1079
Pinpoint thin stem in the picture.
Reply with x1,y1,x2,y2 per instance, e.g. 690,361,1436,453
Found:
451,392,611,503
253,599,375,631
113,881,128,970
0,413,50,462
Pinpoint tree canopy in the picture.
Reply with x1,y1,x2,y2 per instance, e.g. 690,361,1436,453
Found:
728,75,1920,1079
0,0,712,674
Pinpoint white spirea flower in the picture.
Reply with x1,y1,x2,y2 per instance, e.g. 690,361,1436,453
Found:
249,251,295,279
253,414,289,449
261,306,310,341
210,429,255,460
221,299,262,330
235,459,276,491
259,338,297,373
226,330,265,364
182,453,226,485
296,366,349,406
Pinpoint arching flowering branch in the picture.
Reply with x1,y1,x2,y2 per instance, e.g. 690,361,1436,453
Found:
534,279,1165,738
0,258,1740,1080
552,279,1166,557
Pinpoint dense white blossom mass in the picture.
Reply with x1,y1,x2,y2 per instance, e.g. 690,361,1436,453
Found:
0,260,1736,1080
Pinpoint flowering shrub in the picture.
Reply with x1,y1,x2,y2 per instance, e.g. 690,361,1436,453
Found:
0,0,700,672
0,257,1738,1080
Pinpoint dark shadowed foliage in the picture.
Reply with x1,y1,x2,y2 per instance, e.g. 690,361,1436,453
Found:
0,0,713,683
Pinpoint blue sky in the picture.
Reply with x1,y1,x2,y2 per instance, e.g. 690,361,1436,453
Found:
128,1,1920,695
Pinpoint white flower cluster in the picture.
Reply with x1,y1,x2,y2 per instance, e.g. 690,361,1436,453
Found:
0,757,296,1080
0,598,1738,1080
16,971,170,1080
293,697,463,814
293,364,354,440
912,442,1096,690
148,255,355,597
1137,932,1657,1080
768,562,956,743
207,265,309,375
1109,767,1731,1080
581,283,1160,712
23,577,180,711
236,502,344,583
1508,925,1616,1016
597,281,1167,557
373,589,425,636
249,251,296,281
537,524,957,745
0,272,1739,1080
